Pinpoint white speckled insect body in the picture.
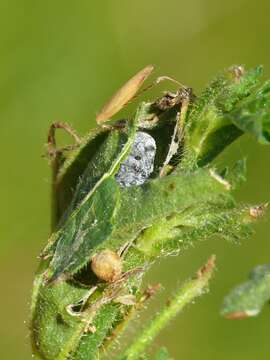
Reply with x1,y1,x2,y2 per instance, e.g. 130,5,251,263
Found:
115,131,156,187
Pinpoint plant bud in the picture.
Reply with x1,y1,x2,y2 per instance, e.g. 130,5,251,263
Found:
91,250,122,282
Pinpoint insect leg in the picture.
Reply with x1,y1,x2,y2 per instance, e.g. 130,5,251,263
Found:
47,121,81,159
130,75,187,104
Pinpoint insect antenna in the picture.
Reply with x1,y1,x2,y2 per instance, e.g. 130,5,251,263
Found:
128,75,187,104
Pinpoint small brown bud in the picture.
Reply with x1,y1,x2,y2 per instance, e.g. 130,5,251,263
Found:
249,203,268,219
91,250,122,282
231,65,245,83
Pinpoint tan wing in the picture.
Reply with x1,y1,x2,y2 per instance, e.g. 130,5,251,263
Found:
96,65,154,124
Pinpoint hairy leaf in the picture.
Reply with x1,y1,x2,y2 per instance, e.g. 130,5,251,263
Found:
228,80,270,144
185,66,263,166
221,264,270,319
45,112,139,282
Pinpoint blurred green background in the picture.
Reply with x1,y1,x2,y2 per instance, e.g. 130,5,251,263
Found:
1,0,270,359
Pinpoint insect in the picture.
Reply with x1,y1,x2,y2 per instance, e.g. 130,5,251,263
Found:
95,66,193,181
96,65,154,124
115,131,156,187
154,87,194,111
96,64,189,125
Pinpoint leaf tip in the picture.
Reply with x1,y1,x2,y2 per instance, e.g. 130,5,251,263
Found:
223,309,259,320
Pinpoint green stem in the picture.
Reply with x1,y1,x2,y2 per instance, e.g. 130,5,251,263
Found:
118,255,216,360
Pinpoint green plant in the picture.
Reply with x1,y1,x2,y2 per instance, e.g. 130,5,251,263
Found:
31,65,270,360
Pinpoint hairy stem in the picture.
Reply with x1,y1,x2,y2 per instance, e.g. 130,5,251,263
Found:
118,255,216,360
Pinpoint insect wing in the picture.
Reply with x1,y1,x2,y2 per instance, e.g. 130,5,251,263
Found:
96,65,154,124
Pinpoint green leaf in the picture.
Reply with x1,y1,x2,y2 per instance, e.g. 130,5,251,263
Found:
70,303,122,360
114,159,253,258
47,177,121,282
111,167,238,258
51,126,110,228
45,112,139,282
56,128,126,227
184,66,263,166
31,279,91,360
141,204,253,257
228,80,270,144
48,159,238,282
221,264,270,319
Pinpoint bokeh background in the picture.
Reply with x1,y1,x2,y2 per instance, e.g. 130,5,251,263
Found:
1,1,270,359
